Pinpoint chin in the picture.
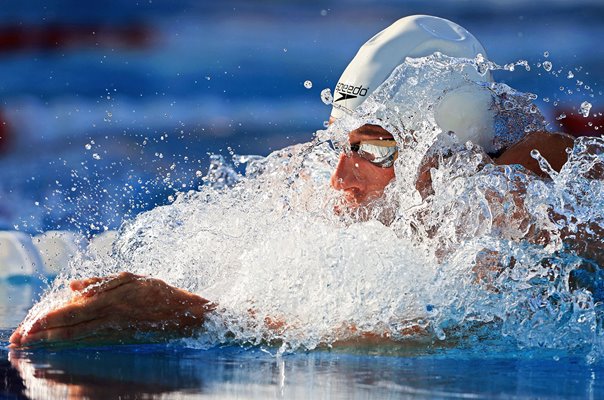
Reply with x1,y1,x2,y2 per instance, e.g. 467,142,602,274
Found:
333,193,395,225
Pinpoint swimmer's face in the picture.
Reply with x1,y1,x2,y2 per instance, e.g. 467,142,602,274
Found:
330,123,396,207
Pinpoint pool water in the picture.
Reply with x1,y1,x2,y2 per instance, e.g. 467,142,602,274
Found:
2,344,602,399
2,2,604,399
2,281,603,399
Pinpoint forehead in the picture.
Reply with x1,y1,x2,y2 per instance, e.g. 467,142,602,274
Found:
348,124,394,142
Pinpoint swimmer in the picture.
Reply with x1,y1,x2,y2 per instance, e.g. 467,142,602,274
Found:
8,15,597,348
328,15,574,207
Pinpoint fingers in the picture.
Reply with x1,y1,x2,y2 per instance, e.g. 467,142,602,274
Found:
9,327,23,348
17,318,118,348
22,273,149,336
29,273,146,335
25,302,96,336
10,272,214,349
71,272,140,298
70,277,104,292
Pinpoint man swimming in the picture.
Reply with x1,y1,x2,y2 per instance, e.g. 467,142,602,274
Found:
8,15,592,348
328,15,574,208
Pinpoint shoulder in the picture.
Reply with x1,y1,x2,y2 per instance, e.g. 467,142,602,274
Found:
494,131,575,177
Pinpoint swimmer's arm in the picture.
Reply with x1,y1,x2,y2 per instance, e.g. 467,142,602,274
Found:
554,216,604,266
482,131,604,266
9,272,215,348
259,315,429,348
494,131,575,177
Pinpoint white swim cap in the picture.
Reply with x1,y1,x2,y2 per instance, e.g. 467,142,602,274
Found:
332,15,496,152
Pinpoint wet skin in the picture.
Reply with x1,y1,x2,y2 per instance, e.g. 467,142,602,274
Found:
9,125,577,348
329,123,575,204
9,272,214,348
330,124,396,206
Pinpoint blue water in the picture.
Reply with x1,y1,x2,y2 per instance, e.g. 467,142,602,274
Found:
2,343,602,399
0,0,602,235
2,1,604,399
2,281,604,399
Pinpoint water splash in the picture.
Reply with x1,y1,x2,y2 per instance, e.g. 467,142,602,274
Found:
21,54,604,358
320,88,333,105
580,101,592,118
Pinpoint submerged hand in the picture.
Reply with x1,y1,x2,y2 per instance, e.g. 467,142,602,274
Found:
9,272,215,348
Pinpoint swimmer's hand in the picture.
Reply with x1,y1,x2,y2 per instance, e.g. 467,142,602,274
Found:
9,272,215,348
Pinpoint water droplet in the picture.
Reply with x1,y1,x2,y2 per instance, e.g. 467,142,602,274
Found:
195,170,203,177
321,88,333,105
580,101,592,117
556,113,567,120
543,51,549,58
567,71,575,79
92,153,101,160
543,61,552,72
85,143,92,150
283,48,288,53
304,80,313,89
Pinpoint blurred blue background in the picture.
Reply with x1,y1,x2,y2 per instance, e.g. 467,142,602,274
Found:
0,0,602,235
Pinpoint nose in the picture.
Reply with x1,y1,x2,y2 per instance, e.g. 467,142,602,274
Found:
330,153,362,192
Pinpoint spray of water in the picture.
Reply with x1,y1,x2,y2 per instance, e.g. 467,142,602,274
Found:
19,54,604,359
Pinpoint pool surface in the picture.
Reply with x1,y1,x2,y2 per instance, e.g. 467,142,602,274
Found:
2,281,603,399
2,343,602,399
2,1,604,399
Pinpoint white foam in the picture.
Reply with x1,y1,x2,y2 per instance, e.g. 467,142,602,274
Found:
20,55,604,357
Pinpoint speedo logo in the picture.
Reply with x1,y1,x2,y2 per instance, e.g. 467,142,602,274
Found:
334,82,369,102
